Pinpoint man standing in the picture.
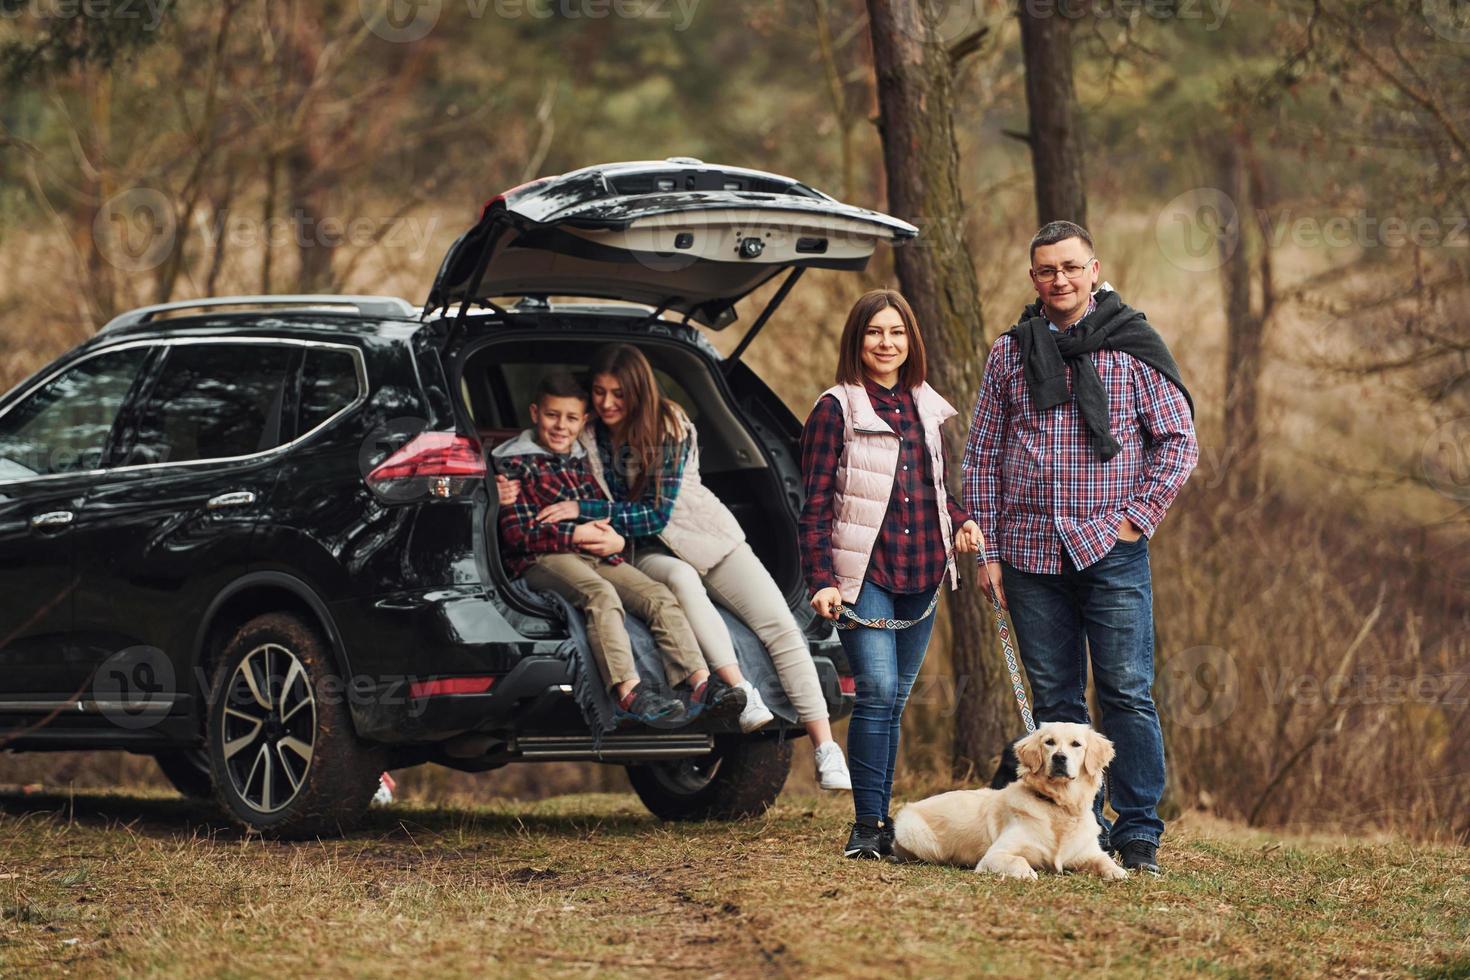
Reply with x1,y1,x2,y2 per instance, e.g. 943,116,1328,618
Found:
962,221,1199,875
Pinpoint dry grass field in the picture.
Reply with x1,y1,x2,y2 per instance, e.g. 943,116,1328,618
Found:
2,787,1468,978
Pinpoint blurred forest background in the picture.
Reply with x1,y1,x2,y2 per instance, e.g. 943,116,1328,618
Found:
1,0,1466,841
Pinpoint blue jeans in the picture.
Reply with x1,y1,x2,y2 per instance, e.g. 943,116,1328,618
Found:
1000,535,1166,850
837,579,941,823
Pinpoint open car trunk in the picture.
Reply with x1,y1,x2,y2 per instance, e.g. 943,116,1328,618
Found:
457,331,804,600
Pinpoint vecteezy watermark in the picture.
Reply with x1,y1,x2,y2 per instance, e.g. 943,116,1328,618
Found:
1159,645,1240,729
1154,187,1240,273
360,0,702,42
1422,0,1470,42
92,646,451,732
1257,209,1469,250
1260,666,1470,708
0,0,171,32
94,187,176,273
887,0,987,47
1422,416,1470,502
94,646,176,729
1157,188,1469,272
1021,0,1231,30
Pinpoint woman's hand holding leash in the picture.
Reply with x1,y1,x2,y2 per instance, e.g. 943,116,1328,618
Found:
811,586,843,621
954,520,983,554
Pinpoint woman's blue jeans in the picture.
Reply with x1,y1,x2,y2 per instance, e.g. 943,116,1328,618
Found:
837,579,941,823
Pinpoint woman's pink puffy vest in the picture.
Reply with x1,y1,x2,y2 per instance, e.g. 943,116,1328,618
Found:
818,381,962,603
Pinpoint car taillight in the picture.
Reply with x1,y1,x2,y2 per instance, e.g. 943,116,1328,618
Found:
366,431,484,501
409,676,497,699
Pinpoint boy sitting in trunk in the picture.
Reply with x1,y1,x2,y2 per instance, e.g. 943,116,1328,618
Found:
494,372,742,727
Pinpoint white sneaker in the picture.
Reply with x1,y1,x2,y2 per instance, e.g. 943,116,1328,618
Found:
813,740,852,792
736,680,775,733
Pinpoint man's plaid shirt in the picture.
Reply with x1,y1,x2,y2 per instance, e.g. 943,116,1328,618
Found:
961,301,1199,574
496,446,623,578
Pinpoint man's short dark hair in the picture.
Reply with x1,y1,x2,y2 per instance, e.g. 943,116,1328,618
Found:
535,371,588,405
1030,221,1094,263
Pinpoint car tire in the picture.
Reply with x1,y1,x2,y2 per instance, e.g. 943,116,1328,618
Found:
625,735,792,821
206,612,383,838
153,749,214,799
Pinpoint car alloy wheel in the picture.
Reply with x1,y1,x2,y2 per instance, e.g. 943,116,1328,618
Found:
219,642,316,814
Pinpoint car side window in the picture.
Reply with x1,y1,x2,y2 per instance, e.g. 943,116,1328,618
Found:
0,346,151,482
126,344,294,466
297,348,361,436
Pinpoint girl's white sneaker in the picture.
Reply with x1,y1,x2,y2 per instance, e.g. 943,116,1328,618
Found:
813,740,852,791
736,680,775,732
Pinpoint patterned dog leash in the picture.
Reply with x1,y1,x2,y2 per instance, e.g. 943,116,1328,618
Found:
831,553,1036,734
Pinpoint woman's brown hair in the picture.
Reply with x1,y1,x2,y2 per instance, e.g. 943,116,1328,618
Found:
588,343,685,500
834,288,927,389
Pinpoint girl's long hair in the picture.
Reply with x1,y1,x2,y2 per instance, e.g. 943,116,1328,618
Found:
589,343,684,500
835,288,928,388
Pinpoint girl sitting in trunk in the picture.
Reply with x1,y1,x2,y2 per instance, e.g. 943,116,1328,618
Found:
498,344,853,791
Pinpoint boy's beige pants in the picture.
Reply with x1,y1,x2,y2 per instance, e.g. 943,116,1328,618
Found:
523,553,706,691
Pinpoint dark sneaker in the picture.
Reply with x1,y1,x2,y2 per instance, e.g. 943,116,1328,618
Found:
878,819,895,858
680,675,747,723
614,685,687,729
844,819,883,860
1118,839,1162,875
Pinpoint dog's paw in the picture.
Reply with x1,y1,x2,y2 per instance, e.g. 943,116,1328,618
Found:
977,864,1038,880
1102,863,1130,881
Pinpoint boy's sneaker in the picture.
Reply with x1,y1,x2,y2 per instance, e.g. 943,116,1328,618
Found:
813,740,852,791
1118,839,1162,875
735,680,775,733
371,771,396,807
614,685,687,729
844,819,883,860
681,675,746,723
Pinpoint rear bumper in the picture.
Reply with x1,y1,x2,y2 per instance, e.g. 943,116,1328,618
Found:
351,654,853,744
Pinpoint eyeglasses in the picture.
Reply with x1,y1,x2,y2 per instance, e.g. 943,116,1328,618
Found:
1032,260,1094,283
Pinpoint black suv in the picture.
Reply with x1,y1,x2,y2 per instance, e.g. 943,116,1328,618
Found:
0,158,916,837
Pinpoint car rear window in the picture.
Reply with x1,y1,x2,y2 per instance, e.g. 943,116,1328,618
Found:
127,343,294,465
298,348,361,435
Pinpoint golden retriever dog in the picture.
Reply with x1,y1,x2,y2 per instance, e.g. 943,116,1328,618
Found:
891,722,1128,880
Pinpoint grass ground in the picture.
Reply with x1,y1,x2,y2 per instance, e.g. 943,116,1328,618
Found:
1,787,1467,978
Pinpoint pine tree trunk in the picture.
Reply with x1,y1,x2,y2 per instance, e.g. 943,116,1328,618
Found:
1213,131,1265,497
1018,2,1087,226
866,0,1015,780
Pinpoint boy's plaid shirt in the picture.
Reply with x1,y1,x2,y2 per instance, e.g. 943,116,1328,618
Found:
496,449,623,577
961,317,1199,575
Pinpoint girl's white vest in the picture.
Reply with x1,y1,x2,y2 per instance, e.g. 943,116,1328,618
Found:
581,407,745,575
819,381,961,603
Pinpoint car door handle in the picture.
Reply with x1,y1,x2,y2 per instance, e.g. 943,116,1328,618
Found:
31,510,74,528
207,491,257,510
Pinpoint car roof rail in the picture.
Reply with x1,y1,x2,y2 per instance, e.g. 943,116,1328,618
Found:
99,294,419,333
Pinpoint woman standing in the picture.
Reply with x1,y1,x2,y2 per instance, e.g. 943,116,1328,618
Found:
500,344,853,790
800,288,983,859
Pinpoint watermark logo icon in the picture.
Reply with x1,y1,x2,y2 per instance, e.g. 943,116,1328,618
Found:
1155,187,1239,273
94,645,175,730
361,0,442,42
1160,645,1240,729
94,188,175,273
1422,416,1470,502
